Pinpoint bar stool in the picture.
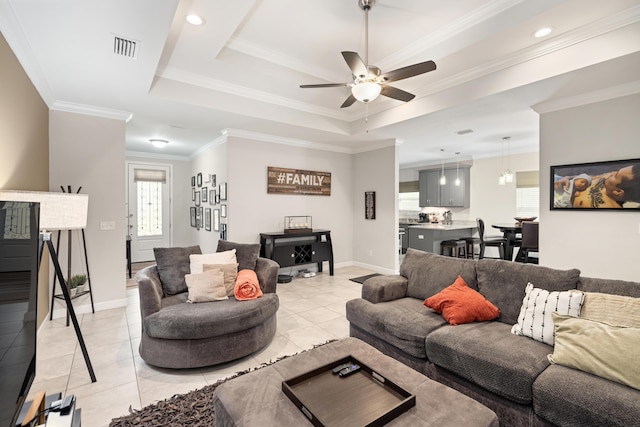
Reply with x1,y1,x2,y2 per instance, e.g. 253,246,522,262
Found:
464,237,481,259
440,239,467,258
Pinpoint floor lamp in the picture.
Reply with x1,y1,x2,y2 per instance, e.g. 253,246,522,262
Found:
0,190,96,383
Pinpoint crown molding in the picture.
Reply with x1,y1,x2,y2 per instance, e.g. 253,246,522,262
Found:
190,132,228,159
532,80,640,114
126,151,190,162
411,5,640,101
51,101,132,122
0,0,55,106
223,128,353,154
157,66,351,121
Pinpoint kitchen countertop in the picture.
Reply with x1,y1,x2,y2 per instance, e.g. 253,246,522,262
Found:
407,221,477,231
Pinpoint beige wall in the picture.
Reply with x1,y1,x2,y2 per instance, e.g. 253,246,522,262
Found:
0,32,50,325
539,93,640,281
49,110,128,315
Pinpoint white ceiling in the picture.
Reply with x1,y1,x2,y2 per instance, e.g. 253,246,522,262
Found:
2,0,639,167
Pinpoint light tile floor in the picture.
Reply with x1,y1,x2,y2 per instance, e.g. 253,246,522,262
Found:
30,266,373,427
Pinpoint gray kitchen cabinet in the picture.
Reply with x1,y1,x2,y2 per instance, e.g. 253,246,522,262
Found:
419,167,470,208
418,170,441,207
441,167,470,207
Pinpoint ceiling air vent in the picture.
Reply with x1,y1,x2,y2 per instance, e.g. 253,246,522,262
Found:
113,35,138,59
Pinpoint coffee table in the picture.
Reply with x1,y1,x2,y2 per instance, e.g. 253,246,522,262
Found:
213,337,498,426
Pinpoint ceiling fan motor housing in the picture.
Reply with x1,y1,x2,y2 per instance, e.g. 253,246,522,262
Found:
359,0,375,11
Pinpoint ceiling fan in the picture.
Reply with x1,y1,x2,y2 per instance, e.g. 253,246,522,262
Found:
300,0,436,108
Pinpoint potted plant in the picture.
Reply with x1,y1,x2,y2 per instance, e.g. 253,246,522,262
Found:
69,274,87,294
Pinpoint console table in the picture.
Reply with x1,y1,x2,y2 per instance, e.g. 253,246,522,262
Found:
260,229,334,275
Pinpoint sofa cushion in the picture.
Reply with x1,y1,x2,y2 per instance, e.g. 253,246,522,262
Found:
580,292,640,327
400,249,478,300
476,259,580,325
533,364,640,427
578,276,640,297
346,297,447,358
190,250,237,274
203,263,239,296
144,293,279,340
511,283,584,345
424,276,500,325
426,321,551,404
154,245,202,296
217,240,260,271
548,313,640,390
185,269,228,303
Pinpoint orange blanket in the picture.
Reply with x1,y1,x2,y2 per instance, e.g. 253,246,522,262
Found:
234,269,263,301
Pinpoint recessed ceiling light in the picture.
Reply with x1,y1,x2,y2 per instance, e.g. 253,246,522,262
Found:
533,27,553,38
186,14,204,26
150,139,169,148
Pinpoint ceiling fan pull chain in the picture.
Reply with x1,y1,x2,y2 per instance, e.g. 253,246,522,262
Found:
365,103,369,133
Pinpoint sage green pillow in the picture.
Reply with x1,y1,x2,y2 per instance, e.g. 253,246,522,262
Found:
548,313,640,390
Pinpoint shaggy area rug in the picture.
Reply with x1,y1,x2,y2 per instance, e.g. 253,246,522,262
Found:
109,340,336,426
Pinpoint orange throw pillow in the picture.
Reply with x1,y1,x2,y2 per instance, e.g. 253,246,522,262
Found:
424,276,500,325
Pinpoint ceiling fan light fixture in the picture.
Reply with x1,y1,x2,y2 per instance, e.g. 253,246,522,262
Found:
150,138,169,148
351,82,381,103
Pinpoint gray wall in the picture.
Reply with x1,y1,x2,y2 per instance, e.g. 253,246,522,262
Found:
539,93,640,281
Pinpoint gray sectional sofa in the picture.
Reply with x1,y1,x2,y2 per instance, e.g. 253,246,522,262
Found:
346,248,640,426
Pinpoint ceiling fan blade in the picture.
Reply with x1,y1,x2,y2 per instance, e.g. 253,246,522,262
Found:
342,51,368,79
380,85,415,102
380,60,436,83
300,83,351,88
340,94,357,108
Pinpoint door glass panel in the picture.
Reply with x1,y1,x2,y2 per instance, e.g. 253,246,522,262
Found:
137,181,163,237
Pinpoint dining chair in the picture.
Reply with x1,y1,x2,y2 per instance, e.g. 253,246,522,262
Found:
476,218,507,259
520,222,539,264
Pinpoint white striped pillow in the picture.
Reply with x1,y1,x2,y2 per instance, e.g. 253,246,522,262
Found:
511,282,584,345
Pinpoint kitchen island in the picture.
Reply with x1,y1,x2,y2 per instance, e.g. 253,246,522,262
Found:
407,221,477,255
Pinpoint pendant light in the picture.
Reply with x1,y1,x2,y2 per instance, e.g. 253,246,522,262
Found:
503,137,513,183
454,152,461,186
439,149,446,185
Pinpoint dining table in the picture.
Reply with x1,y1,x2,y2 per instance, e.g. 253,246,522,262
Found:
491,223,523,261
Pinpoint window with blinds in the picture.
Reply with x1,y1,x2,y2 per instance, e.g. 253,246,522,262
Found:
516,171,539,218
135,169,166,237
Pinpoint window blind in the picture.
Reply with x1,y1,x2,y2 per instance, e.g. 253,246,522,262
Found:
134,169,167,183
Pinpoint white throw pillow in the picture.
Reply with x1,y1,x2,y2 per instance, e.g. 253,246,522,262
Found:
185,269,228,303
511,282,584,345
189,250,237,274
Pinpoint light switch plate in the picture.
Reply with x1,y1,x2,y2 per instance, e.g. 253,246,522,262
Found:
100,221,116,231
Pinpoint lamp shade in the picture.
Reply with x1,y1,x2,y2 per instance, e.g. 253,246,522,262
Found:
0,191,88,231
351,82,381,103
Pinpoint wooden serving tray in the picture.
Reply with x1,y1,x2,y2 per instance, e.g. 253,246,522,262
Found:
282,355,415,427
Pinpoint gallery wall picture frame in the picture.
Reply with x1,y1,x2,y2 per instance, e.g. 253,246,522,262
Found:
192,188,196,201
195,190,201,206
215,193,220,204
191,176,196,187
221,204,227,218
550,158,640,210
210,174,216,187
190,207,196,227
209,189,216,205
365,191,376,219
220,223,227,240
202,187,208,203
197,172,203,187
205,208,211,231
197,206,203,229
219,182,227,200
213,209,220,231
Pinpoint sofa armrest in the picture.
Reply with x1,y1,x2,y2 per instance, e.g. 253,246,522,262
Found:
361,275,408,303
136,265,163,319
255,257,279,294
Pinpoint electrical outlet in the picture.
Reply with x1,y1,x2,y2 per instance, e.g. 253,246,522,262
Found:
368,250,373,256
100,221,116,231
